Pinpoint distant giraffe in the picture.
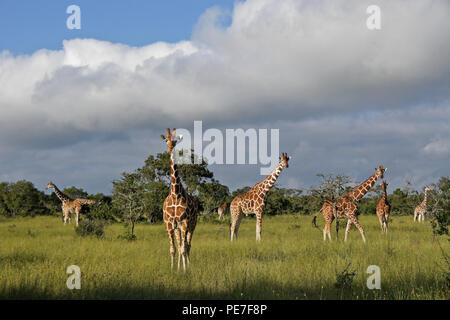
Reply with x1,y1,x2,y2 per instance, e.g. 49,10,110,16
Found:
322,166,386,243
46,182,96,226
161,128,198,271
217,202,229,220
376,181,391,233
414,186,431,222
230,153,290,241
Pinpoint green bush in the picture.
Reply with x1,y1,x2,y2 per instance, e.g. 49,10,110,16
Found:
75,219,106,239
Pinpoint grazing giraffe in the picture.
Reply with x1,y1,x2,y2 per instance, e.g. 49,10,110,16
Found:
161,128,198,271
322,165,386,243
414,186,431,222
376,181,391,233
230,153,290,241
45,182,96,226
217,202,229,220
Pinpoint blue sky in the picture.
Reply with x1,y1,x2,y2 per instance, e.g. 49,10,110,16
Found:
0,0,235,54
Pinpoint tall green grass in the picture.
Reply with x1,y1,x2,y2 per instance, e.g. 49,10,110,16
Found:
0,215,447,299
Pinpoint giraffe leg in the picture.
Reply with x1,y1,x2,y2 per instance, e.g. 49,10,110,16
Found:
323,220,331,241
344,219,352,242
174,228,181,270
167,228,176,271
414,210,418,222
349,216,366,243
180,221,188,272
335,218,339,240
255,211,263,241
186,230,194,266
325,215,334,241
382,213,388,233
230,208,243,242
322,204,334,241
63,209,69,225
75,208,80,227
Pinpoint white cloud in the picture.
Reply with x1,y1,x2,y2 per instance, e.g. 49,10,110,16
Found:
423,138,450,156
0,0,449,145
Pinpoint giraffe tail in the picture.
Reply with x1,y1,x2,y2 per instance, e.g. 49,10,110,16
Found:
312,215,318,228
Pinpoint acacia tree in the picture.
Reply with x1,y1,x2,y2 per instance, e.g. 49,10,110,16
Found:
112,172,146,239
308,173,353,202
2,180,45,217
428,177,449,237
0,182,10,216
112,150,219,226
198,181,230,215
141,150,214,195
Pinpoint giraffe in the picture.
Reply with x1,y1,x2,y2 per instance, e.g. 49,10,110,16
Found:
376,181,391,233
45,182,96,226
322,165,386,243
414,186,431,222
217,202,229,220
229,153,290,241
161,128,198,271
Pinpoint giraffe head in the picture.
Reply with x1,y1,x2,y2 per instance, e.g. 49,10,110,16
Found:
375,165,386,179
161,128,183,153
424,186,431,193
279,153,291,168
45,181,55,190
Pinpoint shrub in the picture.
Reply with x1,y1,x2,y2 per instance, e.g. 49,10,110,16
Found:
117,223,137,241
75,219,105,239
335,263,356,290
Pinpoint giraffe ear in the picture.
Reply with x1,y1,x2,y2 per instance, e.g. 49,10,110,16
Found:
160,134,166,141
288,156,292,160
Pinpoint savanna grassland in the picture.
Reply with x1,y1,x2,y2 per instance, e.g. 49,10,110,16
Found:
0,214,448,300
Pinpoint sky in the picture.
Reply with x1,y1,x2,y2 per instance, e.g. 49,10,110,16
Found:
0,0,449,195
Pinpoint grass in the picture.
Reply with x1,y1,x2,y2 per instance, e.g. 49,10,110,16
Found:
0,214,448,300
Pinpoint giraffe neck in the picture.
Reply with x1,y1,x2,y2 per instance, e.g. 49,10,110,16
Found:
169,152,183,196
349,173,379,201
422,190,429,207
382,186,388,201
52,185,71,203
258,161,285,195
